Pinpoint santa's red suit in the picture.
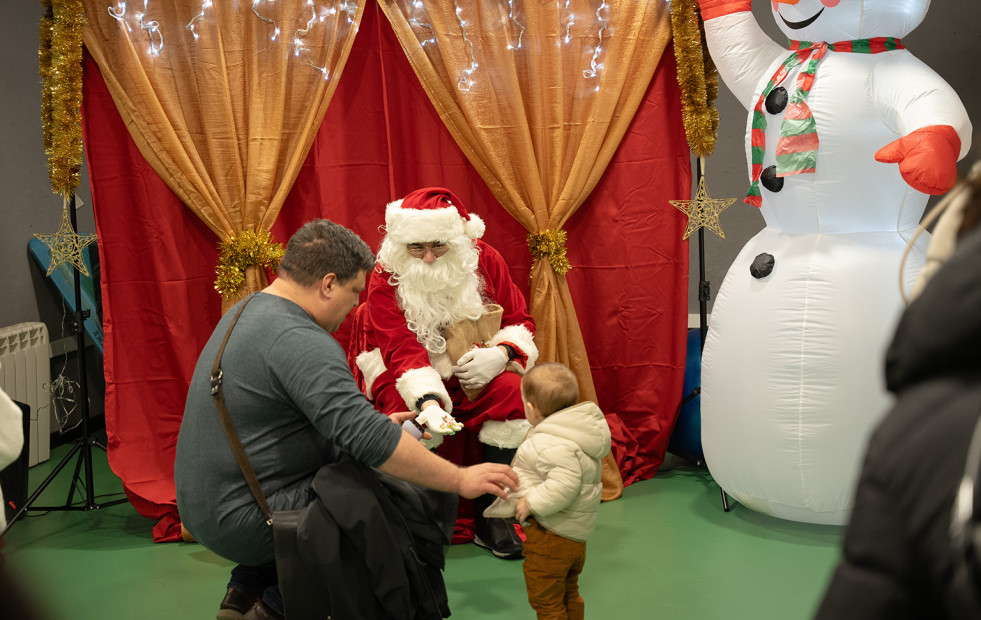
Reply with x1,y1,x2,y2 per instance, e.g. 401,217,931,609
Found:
351,241,537,469
348,189,537,545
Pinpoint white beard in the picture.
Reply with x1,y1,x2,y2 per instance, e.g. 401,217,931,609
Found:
377,236,486,354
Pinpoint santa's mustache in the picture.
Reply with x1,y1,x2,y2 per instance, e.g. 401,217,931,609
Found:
393,258,469,292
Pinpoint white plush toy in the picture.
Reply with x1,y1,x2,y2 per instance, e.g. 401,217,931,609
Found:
697,0,972,524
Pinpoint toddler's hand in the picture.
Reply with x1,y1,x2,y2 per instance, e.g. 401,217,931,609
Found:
515,497,531,523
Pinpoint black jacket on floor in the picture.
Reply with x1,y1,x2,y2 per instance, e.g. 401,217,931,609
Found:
815,226,981,619
276,453,457,620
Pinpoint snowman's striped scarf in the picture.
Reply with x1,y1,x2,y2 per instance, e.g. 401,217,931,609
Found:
746,37,904,207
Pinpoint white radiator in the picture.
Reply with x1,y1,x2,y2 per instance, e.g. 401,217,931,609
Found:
0,323,51,466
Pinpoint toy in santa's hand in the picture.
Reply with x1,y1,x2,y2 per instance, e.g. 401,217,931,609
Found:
696,0,972,524
402,405,464,439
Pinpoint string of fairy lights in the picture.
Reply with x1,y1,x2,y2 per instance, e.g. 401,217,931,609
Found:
107,0,357,80
582,1,609,84
107,1,164,56
97,1,722,245
401,0,611,93
505,0,525,51
251,0,281,41
185,0,210,40
104,1,616,92
408,1,437,47
562,0,575,44
453,3,478,92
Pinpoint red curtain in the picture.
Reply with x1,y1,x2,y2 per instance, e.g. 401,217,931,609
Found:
81,1,690,541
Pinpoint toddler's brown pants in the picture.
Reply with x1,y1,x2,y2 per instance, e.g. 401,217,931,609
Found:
522,518,587,620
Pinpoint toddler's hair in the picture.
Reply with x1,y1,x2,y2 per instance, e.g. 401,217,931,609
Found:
521,363,579,417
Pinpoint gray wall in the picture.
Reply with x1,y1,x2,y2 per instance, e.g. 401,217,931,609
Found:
4,3,100,433
2,2,979,346
4,2,96,327
689,2,981,321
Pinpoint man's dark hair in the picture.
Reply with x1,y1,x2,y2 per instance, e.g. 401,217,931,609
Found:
278,219,375,286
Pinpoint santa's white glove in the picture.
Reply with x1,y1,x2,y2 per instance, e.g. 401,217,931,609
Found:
415,405,463,435
453,346,509,391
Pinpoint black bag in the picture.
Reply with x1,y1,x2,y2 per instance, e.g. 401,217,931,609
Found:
273,455,455,619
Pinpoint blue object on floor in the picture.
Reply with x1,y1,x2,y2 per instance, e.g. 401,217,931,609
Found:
668,328,704,463
28,237,104,355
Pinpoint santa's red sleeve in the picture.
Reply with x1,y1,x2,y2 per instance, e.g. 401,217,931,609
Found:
363,266,452,412
475,241,538,371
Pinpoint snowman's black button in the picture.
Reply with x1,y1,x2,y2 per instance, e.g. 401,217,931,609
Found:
750,253,775,279
765,87,788,114
760,165,784,192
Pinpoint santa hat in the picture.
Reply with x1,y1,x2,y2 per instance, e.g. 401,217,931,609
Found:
385,187,485,244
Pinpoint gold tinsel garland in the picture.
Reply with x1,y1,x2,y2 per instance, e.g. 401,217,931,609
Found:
40,0,86,197
528,229,571,276
214,230,286,297
670,0,720,159
39,2,53,156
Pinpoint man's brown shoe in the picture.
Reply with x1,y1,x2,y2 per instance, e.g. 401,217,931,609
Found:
216,587,260,620
242,600,285,620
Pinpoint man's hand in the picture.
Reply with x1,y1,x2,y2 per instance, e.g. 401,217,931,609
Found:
453,346,508,391
458,462,520,500
388,410,419,427
388,411,433,440
515,497,531,523
416,404,463,435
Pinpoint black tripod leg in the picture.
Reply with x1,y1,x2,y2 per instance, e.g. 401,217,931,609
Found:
64,443,87,508
2,196,128,535
1,441,82,535
721,488,730,512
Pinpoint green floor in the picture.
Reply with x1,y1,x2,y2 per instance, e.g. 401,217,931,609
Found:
4,439,844,619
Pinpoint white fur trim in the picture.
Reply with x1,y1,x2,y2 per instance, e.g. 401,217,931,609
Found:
385,200,485,243
488,324,538,371
355,349,386,401
462,212,485,239
395,366,453,413
428,351,454,380
479,419,533,449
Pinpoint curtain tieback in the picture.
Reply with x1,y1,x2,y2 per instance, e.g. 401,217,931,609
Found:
528,229,571,276
215,229,285,297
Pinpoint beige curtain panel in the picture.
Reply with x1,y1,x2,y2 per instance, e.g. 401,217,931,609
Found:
380,0,673,498
83,0,366,310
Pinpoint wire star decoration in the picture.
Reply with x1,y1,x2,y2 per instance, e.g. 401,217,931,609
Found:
34,205,97,277
670,176,736,240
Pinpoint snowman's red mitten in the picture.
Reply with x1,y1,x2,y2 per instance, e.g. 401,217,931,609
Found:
875,125,961,195
697,0,752,20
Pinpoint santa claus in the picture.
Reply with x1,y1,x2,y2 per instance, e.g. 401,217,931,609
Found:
349,187,538,559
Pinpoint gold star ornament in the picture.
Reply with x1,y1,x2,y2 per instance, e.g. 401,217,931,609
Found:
34,203,97,277
670,175,735,241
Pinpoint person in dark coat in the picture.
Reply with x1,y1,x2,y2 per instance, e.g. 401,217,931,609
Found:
814,169,981,619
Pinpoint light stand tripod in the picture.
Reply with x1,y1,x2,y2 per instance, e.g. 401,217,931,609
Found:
675,157,731,512
2,195,126,536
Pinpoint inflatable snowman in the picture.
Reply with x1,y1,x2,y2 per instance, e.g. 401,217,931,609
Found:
697,0,972,524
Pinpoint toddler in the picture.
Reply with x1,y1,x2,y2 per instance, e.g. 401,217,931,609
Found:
487,362,611,619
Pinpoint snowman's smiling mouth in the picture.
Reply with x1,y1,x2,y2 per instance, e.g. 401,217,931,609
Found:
779,7,825,30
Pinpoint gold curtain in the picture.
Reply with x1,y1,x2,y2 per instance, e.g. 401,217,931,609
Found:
380,1,673,498
82,0,365,310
